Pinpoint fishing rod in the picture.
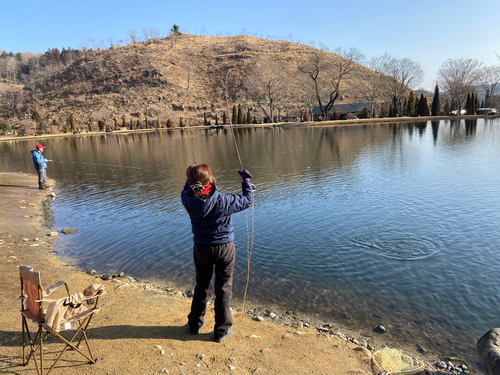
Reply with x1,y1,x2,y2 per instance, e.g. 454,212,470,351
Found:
225,67,256,312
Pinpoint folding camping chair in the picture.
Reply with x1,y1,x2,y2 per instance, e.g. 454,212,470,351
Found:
19,265,105,375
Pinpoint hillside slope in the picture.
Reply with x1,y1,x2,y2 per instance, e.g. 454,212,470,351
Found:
1,34,378,131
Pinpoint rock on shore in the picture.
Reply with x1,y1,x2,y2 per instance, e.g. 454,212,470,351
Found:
477,328,500,375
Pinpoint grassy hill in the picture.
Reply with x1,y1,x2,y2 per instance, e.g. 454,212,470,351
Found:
0,34,379,133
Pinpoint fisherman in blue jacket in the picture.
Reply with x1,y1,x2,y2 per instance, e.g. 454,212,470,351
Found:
31,144,50,189
181,164,253,342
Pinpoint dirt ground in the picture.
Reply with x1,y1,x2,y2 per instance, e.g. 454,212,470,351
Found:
0,171,382,375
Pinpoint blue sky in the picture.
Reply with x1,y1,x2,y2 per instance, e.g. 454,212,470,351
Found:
1,0,499,91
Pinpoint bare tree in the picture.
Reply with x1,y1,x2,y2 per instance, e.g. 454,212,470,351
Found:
360,55,391,117
298,48,364,120
150,28,160,39
87,37,98,50
381,54,424,116
477,65,500,108
247,58,289,122
437,58,483,112
141,28,150,41
127,30,137,44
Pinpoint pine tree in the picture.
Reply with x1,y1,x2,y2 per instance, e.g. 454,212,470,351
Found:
247,108,251,124
179,117,184,127
70,113,76,132
157,118,161,128
465,93,472,115
145,117,149,129
204,112,208,125
232,105,237,124
114,118,118,130
407,90,415,115
392,96,398,116
223,111,227,125
122,118,126,128
417,94,430,116
444,98,450,115
303,111,309,122
431,84,440,116
389,104,394,118
130,119,133,129
485,89,491,107
215,114,219,125
474,94,480,114
237,104,242,124
89,118,94,131
136,119,141,129
451,98,456,113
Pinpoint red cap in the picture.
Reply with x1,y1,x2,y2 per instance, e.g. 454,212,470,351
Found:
36,144,46,149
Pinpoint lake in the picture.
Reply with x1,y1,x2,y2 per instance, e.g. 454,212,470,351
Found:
2,118,500,369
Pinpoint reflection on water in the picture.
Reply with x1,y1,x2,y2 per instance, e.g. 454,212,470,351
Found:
2,119,500,369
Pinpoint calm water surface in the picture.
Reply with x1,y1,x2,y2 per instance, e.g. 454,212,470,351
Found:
2,119,500,368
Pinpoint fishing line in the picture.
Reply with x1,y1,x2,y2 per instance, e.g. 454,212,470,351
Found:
281,127,310,169
53,160,146,170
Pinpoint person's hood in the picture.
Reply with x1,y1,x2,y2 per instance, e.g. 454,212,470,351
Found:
183,181,219,219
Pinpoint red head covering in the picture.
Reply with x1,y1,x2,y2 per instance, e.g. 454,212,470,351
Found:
36,144,46,149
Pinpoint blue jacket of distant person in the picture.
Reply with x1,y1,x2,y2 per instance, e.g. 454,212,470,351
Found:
181,180,253,245
31,150,47,170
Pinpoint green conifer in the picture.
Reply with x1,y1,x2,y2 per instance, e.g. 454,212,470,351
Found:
237,104,242,124
89,118,94,131
431,84,440,116
232,105,237,124
247,108,251,124
145,117,149,129
70,113,76,132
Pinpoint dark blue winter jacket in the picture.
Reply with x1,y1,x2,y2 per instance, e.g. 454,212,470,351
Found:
181,180,253,244
31,150,47,171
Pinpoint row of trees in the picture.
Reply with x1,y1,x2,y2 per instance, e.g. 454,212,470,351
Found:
437,58,500,112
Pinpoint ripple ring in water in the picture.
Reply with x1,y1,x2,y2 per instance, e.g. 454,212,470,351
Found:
341,227,441,260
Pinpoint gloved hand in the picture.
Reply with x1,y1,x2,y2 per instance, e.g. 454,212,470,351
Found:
238,169,253,180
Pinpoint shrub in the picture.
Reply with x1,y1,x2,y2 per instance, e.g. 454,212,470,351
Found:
32,111,41,123
122,118,126,128
62,125,69,133
89,118,94,131
98,119,106,130
136,119,141,129
303,112,309,122
167,119,173,128
0,121,10,135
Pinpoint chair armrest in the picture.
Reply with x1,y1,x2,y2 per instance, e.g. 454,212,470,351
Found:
44,280,66,296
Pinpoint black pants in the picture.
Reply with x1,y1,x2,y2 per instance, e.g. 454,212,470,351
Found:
188,241,235,338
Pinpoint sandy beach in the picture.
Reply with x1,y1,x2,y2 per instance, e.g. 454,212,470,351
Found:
0,171,464,374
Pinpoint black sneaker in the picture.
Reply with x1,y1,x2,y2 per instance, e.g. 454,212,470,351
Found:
189,323,203,334
215,327,232,343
